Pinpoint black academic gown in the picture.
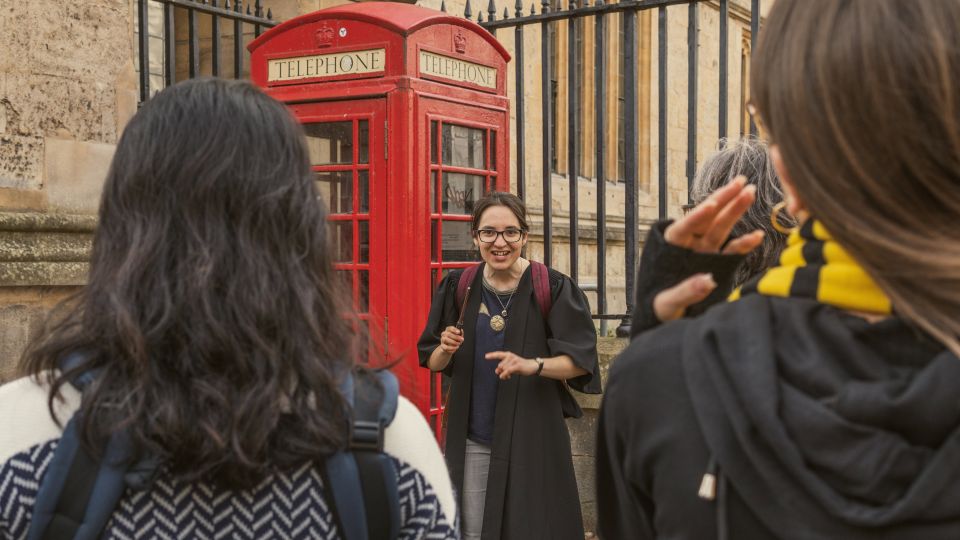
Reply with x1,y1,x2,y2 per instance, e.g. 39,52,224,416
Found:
418,263,601,540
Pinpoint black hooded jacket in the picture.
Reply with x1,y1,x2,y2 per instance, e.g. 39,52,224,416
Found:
598,276,960,539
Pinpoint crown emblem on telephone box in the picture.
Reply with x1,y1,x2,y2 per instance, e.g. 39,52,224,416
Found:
454,32,467,53
315,24,335,48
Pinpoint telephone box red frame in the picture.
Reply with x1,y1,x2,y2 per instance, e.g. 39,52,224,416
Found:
249,2,511,438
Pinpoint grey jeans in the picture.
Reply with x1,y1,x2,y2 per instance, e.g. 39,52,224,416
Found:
462,439,492,540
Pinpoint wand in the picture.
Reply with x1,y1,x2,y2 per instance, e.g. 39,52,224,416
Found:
455,286,471,331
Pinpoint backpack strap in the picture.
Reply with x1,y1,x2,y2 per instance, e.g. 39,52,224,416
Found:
530,261,553,320
325,369,401,540
29,354,153,540
458,262,553,321
455,263,482,312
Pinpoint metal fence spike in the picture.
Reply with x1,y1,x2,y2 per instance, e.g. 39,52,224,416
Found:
541,0,549,14
478,11,484,22
224,0,230,9
246,4,251,15
487,0,496,20
267,8,272,19
255,0,262,17
503,7,509,19
464,0,472,19
235,0,242,13
515,0,523,16
530,2,536,15
440,0,446,11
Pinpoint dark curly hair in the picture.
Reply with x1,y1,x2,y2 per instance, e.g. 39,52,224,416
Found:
20,78,359,489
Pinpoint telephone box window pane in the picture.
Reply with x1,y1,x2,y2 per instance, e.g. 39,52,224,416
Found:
441,220,475,262
430,120,439,164
304,122,353,165
430,370,437,409
490,131,497,170
431,220,439,262
359,319,370,361
315,171,353,214
358,170,369,213
430,171,438,213
331,221,353,263
359,270,369,312
359,221,370,263
442,173,484,215
358,120,369,164
442,124,485,169
336,270,353,298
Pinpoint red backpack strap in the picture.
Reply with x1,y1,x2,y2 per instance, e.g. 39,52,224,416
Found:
455,264,481,312
530,261,552,320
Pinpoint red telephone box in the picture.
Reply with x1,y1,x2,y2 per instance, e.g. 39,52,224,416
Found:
249,2,510,436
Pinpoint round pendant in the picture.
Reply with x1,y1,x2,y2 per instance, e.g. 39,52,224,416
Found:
489,314,506,332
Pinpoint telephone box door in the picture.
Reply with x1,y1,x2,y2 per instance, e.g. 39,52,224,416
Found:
291,99,388,352
420,97,509,437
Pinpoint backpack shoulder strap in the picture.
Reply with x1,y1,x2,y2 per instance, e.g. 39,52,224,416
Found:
455,264,481,311
325,369,401,540
28,353,145,540
530,261,553,320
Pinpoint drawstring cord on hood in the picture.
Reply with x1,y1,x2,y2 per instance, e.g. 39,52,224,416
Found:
699,457,729,540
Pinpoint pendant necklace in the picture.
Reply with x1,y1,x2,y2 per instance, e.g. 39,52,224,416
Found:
485,279,516,333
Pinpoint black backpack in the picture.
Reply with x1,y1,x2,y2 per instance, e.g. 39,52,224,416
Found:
27,354,401,540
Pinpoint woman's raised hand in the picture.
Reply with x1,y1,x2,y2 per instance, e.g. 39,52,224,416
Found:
439,326,464,355
664,175,763,255
653,176,764,322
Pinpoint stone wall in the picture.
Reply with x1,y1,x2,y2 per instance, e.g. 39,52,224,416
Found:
0,212,95,381
0,0,136,380
567,335,626,535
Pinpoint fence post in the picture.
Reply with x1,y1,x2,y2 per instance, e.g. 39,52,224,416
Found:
595,1,607,324
687,2,698,202
616,7,637,337
540,0,553,267
138,0,150,102
515,0,526,199
567,0,579,282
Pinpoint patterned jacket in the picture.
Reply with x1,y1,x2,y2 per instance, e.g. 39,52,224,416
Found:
0,376,458,539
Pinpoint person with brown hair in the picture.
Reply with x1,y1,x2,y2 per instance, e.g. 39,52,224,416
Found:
597,1,960,538
418,191,600,540
0,78,456,539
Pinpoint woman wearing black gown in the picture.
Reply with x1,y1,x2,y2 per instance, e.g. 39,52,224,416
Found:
418,192,600,540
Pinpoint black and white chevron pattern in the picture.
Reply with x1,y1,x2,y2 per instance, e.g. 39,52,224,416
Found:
0,440,457,540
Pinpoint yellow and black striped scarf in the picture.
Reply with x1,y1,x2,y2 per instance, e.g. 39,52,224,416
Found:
729,220,892,314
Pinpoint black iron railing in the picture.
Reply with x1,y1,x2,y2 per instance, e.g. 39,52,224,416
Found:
469,0,763,335
136,0,278,103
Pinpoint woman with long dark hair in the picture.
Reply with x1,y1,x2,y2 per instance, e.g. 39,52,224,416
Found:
598,1,960,538
0,79,456,538
418,192,600,540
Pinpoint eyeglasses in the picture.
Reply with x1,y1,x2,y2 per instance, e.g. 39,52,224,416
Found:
476,228,525,243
